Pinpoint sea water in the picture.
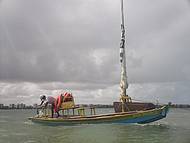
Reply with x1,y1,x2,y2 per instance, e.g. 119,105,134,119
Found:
0,108,190,143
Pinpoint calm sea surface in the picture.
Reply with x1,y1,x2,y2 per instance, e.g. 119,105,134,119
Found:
0,108,190,143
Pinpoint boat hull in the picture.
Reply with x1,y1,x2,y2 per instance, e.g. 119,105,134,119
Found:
29,105,169,125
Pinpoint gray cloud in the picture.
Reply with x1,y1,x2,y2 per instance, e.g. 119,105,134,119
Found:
0,0,190,104
0,0,120,84
0,0,190,84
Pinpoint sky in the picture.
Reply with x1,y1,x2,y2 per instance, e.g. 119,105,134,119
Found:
0,0,190,105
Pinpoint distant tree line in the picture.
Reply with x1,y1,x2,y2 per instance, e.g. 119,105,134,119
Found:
169,104,190,108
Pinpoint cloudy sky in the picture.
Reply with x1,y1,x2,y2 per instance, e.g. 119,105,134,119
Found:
0,0,190,105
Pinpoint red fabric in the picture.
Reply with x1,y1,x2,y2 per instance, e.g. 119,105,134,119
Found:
64,92,73,98
54,94,62,112
63,92,73,102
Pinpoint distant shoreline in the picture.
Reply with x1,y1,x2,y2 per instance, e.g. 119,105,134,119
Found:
0,104,190,110
169,104,190,108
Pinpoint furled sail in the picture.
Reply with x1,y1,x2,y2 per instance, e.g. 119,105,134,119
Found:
120,0,128,97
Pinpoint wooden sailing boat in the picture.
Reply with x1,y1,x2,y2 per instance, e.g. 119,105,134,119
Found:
29,0,169,125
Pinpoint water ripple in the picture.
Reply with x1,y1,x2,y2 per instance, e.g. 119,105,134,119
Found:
0,120,8,123
23,140,37,143
24,121,34,125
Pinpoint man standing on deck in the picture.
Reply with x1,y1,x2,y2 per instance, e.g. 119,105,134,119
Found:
39,95,60,118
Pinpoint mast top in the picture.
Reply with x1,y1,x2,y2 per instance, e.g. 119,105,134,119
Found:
121,0,125,28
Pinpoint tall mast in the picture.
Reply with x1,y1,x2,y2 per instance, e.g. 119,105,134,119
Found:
120,0,128,98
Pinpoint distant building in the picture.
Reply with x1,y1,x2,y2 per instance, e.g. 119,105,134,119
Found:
16,103,26,109
25,105,33,109
0,104,4,109
3,105,9,109
9,104,16,109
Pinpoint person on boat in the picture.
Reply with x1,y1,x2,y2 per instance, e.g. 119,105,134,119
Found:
54,94,64,115
39,95,59,118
